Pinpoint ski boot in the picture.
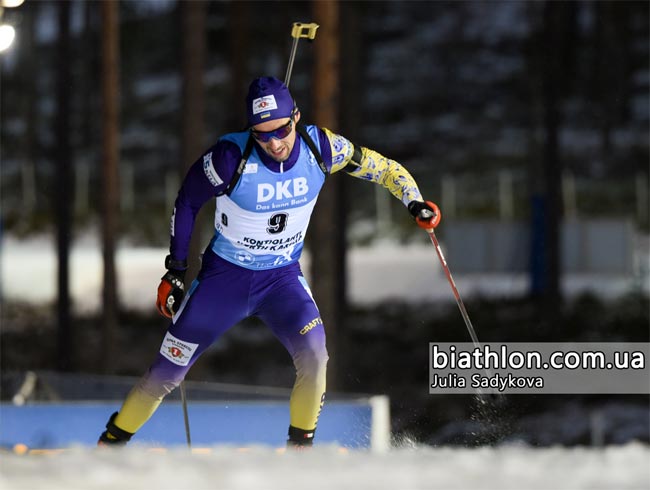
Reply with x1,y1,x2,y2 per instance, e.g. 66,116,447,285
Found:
286,425,315,450
98,412,134,446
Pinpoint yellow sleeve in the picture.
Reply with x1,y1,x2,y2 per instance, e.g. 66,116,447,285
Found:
323,127,424,206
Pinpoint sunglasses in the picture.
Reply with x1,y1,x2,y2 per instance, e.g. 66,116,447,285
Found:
250,118,294,143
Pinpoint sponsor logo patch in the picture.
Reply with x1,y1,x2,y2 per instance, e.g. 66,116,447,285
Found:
300,316,323,335
257,177,309,202
252,95,278,115
160,332,198,366
203,153,223,187
243,163,258,174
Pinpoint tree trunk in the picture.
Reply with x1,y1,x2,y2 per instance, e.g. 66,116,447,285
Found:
181,0,207,284
101,0,120,373
541,0,562,306
531,0,576,323
228,0,249,129
55,0,74,372
337,0,363,390
21,0,38,221
80,1,99,217
310,0,344,390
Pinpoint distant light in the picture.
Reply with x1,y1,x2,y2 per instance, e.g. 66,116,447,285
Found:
2,0,25,8
0,24,15,52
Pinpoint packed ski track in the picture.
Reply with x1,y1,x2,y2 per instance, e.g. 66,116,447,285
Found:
1,443,649,490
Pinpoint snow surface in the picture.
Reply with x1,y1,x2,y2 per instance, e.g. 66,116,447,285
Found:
1,443,648,490
1,234,644,314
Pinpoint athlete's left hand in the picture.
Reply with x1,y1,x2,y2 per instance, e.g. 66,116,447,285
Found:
408,200,441,230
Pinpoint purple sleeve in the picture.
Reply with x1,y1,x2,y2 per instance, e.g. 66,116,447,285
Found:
169,140,241,262
315,127,334,173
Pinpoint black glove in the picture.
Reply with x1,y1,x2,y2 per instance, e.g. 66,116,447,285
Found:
155,255,187,318
408,200,441,229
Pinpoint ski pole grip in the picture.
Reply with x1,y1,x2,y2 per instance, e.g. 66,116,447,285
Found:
416,201,441,231
291,22,319,40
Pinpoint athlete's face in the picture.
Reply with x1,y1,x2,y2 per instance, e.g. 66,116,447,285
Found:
251,111,301,162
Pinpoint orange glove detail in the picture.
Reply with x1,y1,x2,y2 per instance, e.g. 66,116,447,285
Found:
156,271,185,318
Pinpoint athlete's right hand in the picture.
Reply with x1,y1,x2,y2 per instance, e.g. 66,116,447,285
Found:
408,200,441,230
156,255,188,318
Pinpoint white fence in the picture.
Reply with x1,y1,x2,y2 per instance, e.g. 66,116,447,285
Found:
443,219,636,274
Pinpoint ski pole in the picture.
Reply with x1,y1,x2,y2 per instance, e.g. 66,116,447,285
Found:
284,22,319,88
180,381,192,448
426,229,482,350
425,226,502,403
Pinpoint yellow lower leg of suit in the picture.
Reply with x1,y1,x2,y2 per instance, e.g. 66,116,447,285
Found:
114,349,328,436
288,347,328,431
114,383,163,434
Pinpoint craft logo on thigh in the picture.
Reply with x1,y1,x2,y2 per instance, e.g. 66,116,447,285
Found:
299,316,323,335
160,332,199,366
